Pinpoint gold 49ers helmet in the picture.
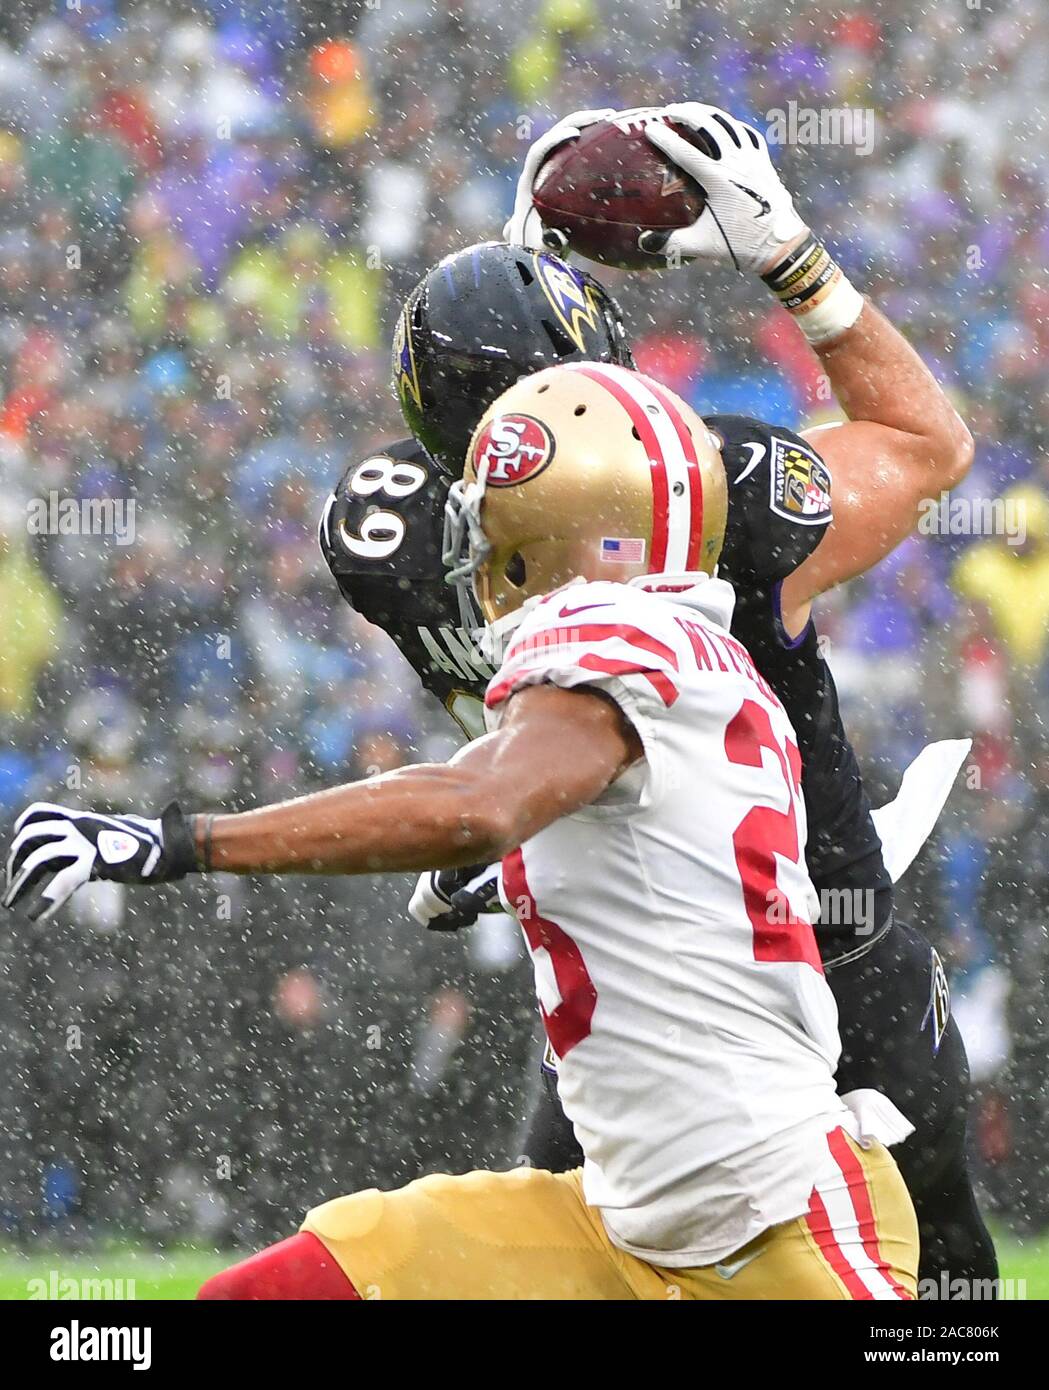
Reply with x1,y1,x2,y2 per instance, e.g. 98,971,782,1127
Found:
443,361,727,622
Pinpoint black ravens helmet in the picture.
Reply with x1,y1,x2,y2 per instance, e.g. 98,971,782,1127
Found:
393,241,634,473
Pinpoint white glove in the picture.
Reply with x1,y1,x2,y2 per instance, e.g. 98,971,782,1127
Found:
503,108,617,249
639,103,808,273
409,862,502,932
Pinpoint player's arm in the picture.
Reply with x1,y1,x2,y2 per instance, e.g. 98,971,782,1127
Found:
780,303,973,622
200,685,638,874
4,685,640,921
629,104,973,628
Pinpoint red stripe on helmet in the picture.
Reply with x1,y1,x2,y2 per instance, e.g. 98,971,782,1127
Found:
641,374,705,571
571,364,670,573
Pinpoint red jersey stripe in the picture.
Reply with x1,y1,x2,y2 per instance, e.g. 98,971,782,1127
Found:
486,655,679,710
505,621,679,671
485,664,546,708
577,653,679,707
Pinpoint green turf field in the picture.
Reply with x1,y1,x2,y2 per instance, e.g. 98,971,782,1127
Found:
991,1235,1049,1300
0,1245,231,1301
1,1231,1047,1300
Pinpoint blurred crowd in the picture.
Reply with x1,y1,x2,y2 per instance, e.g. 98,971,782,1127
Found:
1,0,1048,1244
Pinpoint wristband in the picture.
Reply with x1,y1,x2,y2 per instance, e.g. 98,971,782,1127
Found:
189,812,215,873
762,234,864,345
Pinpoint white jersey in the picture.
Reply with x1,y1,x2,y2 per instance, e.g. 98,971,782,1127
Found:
484,573,851,1267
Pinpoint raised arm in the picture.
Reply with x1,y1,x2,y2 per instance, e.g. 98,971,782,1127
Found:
631,105,973,633
503,104,976,635
780,302,973,626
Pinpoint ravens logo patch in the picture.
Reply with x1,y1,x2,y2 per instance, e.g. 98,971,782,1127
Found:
770,436,833,525
922,948,951,1056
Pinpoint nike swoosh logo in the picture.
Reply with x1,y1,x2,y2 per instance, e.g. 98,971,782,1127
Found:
731,181,772,217
714,1247,764,1279
559,602,613,618
733,442,767,485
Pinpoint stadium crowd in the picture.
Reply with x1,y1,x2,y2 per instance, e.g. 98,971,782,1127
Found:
1,0,1048,1244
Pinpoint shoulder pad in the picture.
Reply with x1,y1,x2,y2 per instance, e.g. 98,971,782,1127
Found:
707,414,832,584
319,439,450,587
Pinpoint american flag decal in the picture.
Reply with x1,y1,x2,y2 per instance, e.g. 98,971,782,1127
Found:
600,537,646,563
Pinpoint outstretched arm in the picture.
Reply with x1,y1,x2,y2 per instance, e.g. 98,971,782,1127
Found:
5,685,640,921
200,684,638,875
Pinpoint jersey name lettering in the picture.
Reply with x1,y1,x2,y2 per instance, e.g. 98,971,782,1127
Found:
417,626,496,682
674,617,779,706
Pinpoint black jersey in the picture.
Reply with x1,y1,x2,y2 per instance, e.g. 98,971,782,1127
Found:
321,418,892,945
711,413,893,947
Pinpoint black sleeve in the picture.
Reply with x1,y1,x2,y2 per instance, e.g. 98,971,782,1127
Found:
707,414,833,585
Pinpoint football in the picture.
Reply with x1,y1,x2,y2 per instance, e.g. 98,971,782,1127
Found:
531,113,712,270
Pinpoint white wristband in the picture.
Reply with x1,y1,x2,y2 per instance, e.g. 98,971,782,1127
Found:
792,272,865,345
762,235,864,345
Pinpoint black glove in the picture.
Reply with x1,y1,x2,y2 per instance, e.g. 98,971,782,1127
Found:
408,862,502,932
5,801,199,922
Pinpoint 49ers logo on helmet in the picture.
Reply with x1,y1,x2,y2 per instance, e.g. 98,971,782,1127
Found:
474,414,555,487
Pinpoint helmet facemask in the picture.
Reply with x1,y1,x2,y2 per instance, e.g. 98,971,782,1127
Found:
442,465,492,629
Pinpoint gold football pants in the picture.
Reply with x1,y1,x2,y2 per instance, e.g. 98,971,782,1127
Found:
301,1126,917,1300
